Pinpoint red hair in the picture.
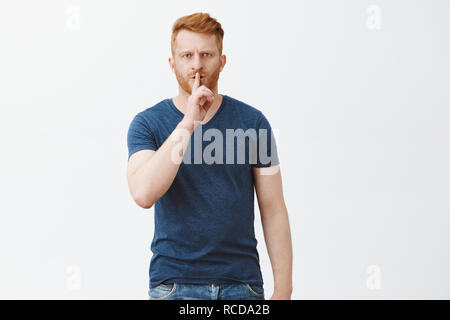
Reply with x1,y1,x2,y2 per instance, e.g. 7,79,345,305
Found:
171,12,224,56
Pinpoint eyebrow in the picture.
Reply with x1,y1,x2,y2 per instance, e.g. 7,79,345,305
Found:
179,49,214,54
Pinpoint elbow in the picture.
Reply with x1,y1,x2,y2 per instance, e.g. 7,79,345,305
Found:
137,200,153,210
128,178,159,209
133,193,156,209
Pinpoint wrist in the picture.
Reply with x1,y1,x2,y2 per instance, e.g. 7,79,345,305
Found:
177,117,195,133
274,285,293,296
272,287,292,300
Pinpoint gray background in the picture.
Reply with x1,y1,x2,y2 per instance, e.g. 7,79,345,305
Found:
0,0,449,299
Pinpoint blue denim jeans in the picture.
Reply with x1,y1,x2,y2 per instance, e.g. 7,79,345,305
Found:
148,282,265,300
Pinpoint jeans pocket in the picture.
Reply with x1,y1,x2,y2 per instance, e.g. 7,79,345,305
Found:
245,283,265,297
149,282,177,300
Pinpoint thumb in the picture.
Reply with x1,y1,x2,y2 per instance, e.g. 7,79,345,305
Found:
192,72,200,92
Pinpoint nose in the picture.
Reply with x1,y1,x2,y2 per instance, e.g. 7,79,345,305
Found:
192,52,203,72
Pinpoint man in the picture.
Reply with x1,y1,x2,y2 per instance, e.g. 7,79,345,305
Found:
127,12,293,300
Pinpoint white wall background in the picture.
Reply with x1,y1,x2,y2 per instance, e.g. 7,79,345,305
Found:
0,0,449,299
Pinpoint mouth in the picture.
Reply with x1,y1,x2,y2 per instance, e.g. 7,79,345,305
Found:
191,76,205,80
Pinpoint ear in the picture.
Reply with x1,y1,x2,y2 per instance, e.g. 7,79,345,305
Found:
220,54,226,72
168,56,174,73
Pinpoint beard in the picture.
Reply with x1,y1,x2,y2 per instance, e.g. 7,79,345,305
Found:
174,63,221,95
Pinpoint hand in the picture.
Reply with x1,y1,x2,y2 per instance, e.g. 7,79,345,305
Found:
269,290,292,300
184,72,215,126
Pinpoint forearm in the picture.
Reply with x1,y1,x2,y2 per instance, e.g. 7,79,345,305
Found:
260,204,293,295
131,118,195,206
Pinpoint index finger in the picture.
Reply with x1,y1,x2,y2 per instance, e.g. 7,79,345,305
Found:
192,72,200,91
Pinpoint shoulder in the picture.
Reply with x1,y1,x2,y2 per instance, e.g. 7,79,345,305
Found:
130,98,172,130
135,98,170,121
224,95,264,121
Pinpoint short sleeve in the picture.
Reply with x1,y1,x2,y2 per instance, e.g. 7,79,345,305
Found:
127,114,157,160
252,112,280,168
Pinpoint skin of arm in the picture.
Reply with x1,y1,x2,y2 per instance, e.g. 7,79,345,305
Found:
253,165,293,300
126,118,195,209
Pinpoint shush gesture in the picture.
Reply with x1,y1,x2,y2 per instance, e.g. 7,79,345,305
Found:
184,72,215,124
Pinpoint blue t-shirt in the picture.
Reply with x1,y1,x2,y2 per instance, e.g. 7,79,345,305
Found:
127,94,280,289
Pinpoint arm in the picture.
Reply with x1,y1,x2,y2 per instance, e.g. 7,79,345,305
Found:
127,118,195,209
127,73,215,209
253,165,293,300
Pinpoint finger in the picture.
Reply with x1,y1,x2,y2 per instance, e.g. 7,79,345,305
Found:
198,88,215,101
203,93,214,109
199,85,214,96
208,92,214,103
193,72,200,91
199,92,207,105
199,92,213,107
201,91,214,104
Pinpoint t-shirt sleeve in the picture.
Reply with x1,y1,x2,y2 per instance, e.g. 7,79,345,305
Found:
252,112,280,168
127,113,157,160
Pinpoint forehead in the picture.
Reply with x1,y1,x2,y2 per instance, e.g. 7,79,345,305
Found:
174,29,217,52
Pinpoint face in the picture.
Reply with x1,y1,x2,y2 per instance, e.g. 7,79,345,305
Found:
169,30,226,95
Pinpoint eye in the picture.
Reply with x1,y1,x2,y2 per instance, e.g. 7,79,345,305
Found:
183,53,211,58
